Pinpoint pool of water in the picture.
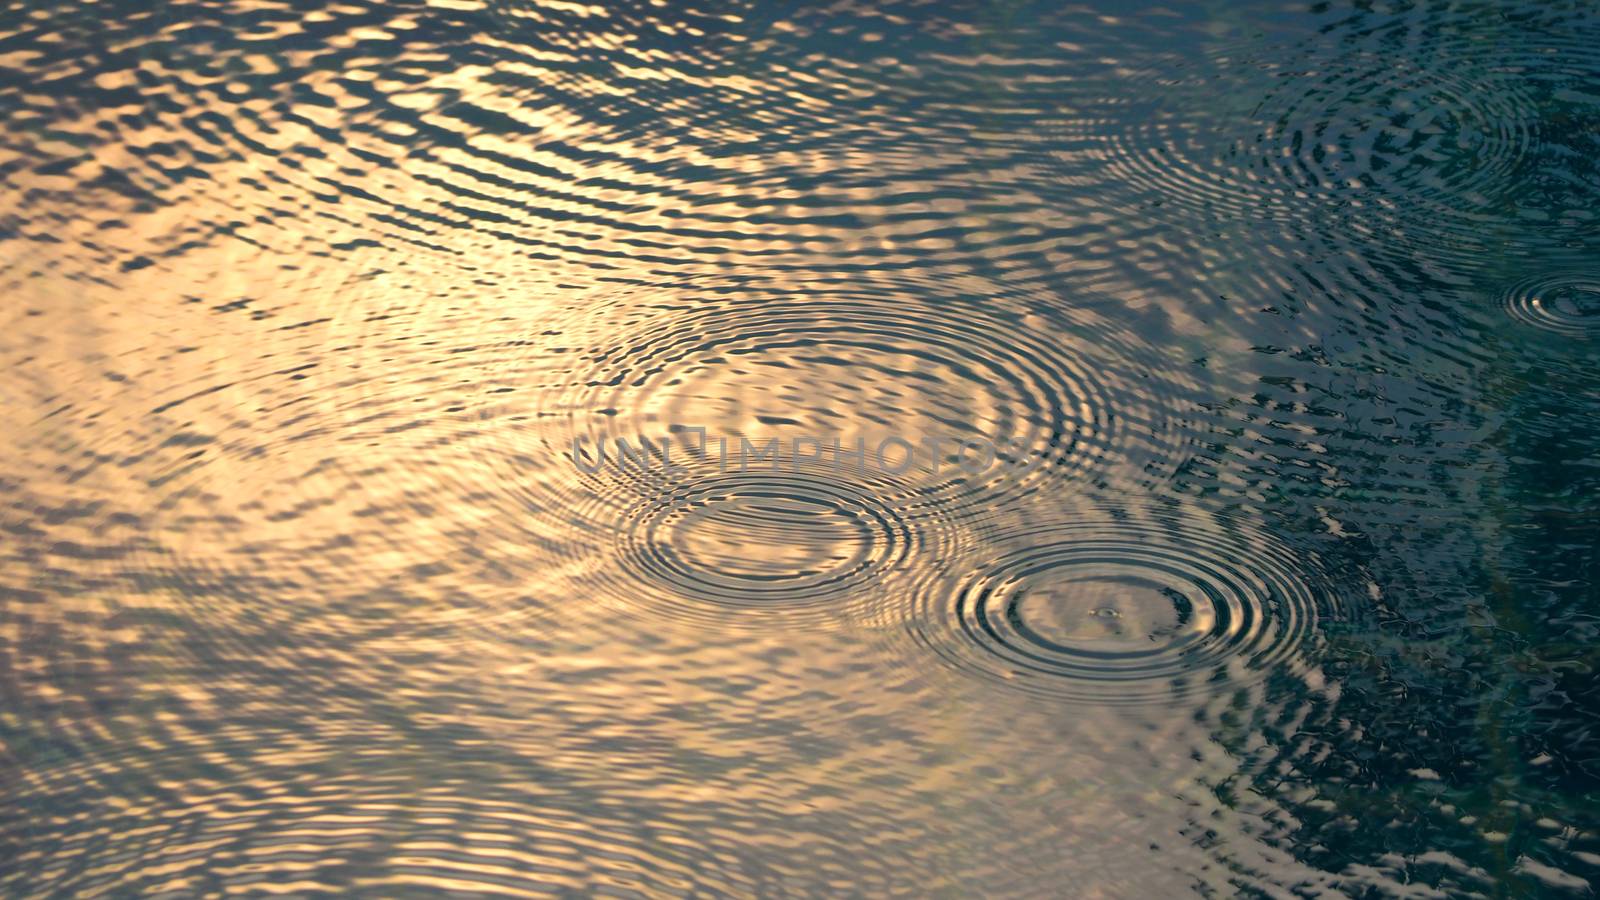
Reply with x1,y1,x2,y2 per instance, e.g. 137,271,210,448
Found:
2,0,1598,895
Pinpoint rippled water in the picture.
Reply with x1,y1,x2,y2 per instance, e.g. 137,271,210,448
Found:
3,0,1598,895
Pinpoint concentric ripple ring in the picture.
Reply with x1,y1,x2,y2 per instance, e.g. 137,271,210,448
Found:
530,289,1197,532
904,507,1338,705
1501,274,1600,338
1074,38,1539,252
566,458,964,630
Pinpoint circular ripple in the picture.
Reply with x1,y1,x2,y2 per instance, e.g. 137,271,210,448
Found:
1248,51,1535,213
1074,39,1539,248
904,506,1338,704
564,457,963,630
1502,274,1600,338
530,287,1198,533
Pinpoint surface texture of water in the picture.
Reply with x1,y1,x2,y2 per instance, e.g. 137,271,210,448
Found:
2,0,1598,896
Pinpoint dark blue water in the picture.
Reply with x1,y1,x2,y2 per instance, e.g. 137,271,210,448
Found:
2,0,1598,895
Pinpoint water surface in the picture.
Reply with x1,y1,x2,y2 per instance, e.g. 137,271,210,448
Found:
2,0,1598,895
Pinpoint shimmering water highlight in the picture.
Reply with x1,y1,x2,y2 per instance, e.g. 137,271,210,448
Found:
4,0,1600,895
